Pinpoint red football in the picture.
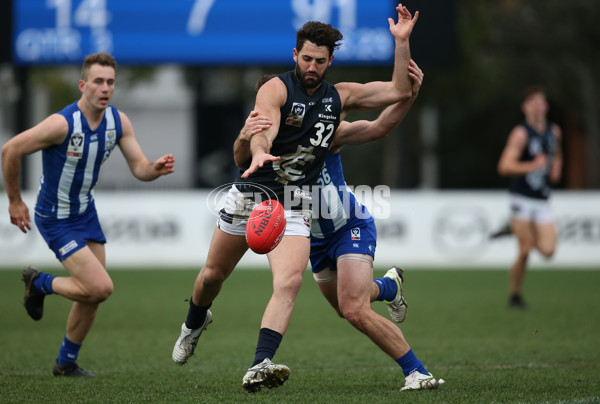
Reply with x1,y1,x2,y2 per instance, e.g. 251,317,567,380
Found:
246,200,286,254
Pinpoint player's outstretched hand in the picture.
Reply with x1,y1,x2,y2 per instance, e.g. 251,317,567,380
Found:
389,3,419,41
241,152,280,178
154,153,175,176
9,200,31,234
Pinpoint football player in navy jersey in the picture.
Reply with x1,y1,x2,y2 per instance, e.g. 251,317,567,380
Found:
172,4,419,393
2,52,175,377
497,86,562,309
237,59,444,392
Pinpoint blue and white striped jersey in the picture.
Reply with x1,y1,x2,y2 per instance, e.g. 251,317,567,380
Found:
35,102,122,219
311,151,374,239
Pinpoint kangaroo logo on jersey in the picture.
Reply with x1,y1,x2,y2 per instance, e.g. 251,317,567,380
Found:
285,103,306,127
105,129,116,150
67,132,84,158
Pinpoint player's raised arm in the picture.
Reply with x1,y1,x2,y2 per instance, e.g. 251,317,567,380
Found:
336,3,418,113
331,59,423,149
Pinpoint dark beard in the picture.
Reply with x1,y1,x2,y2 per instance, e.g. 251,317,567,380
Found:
295,65,326,90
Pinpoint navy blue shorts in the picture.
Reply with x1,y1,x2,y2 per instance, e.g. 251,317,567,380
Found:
35,208,106,261
310,220,377,274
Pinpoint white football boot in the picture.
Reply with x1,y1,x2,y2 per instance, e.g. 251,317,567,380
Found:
242,358,290,393
172,310,213,365
384,267,408,323
401,371,445,391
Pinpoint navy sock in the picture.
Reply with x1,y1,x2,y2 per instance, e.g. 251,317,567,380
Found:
33,273,55,295
252,328,282,367
374,276,397,302
185,297,211,330
57,336,81,365
396,349,428,376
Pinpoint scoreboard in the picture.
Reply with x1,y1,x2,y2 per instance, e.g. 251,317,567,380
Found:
13,0,397,65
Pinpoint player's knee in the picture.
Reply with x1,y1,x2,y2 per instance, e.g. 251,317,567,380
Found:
518,243,533,258
275,272,304,297
539,245,555,258
339,303,367,328
201,264,229,286
89,280,114,303
342,311,368,332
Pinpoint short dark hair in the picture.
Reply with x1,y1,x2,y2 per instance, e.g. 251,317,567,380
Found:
255,74,277,92
521,85,546,103
81,52,117,80
296,21,343,56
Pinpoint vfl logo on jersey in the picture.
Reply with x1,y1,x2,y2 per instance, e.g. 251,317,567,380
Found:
66,132,84,158
105,129,116,150
285,102,306,127
351,227,361,240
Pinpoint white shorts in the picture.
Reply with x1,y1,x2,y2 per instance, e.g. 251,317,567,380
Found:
510,193,554,224
217,185,312,237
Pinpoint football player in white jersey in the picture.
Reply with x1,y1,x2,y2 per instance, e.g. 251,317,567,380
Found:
2,52,175,377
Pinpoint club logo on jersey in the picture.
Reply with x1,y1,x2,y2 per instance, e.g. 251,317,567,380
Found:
105,129,116,150
66,132,84,158
285,102,306,127
529,138,542,156
351,227,361,240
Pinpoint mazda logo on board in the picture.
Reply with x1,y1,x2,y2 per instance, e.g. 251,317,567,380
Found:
433,206,490,257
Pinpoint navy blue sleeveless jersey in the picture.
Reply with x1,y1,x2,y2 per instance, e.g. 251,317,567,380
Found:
508,121,557,200
311,151,374,239
235,70,341,204
35,102,123,219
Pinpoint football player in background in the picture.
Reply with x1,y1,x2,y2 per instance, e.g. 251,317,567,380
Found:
1,52,175,377
497,85,562,308
171,4,418,393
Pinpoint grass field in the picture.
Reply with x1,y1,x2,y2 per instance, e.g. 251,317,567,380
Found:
0,268,599,403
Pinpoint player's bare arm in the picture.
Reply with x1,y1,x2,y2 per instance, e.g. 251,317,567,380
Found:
117,111,175,181
241,78,285,178
335,4,418,113
233,111,273,167
550,124,563,183
497,127,547,176
331,59,423,149
1,114,69,233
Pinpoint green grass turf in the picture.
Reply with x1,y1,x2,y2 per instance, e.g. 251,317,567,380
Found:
0,268,599,403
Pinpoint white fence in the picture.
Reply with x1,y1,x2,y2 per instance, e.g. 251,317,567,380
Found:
1,191,598,269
